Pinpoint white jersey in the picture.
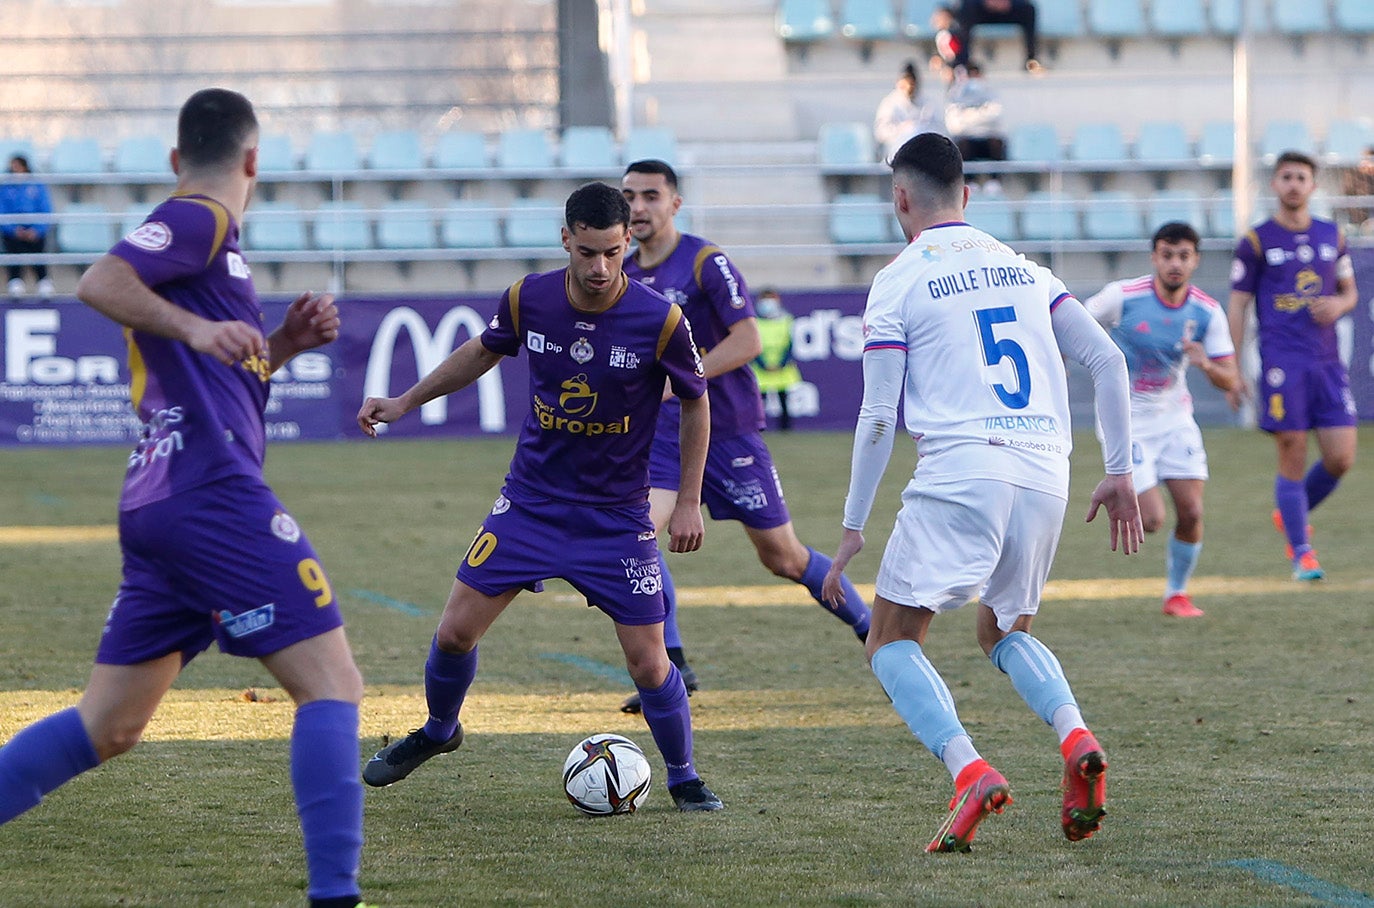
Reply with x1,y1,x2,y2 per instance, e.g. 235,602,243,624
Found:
1083,275,1233,436
862,222,1076,499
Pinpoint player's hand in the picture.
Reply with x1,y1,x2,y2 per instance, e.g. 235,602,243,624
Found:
1307,295,1343,326
1225,382,1251,411
821,528,864,607
357,396,407,437
279,291,340,353
1181,339,1208,370
186,318,266,366
666,501,704,553
1085,473,1143,555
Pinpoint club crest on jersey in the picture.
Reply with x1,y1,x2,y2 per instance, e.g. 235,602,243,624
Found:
270,509,301,544
491,494,511,515
1266,367,1286,388
1295,244,1314,264
126,221,172,251
559,374,599,416
570,337,594,364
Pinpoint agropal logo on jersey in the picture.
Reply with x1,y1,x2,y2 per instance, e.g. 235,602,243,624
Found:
532,373,630,436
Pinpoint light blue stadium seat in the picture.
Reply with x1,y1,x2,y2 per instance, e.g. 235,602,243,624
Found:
1323,119,1374,164
1145,191,1205,234
1271,0,1329,34
313,200,371,251
245,202,309,252
560,126,617,170
498,128,555,171
305,132,361,173
440,201,503,249
622,127,678,165
1038,0,1086,38
56,203,115,254
1134,121,1191,162
1069,123,1127,163
376,201,435,250
1259,120,1313,164
114,135,168,174
1087,0,1145,37
777,0,836,41
965,198,1018,240
433,131,490,170
1197,121,1235,165
1148,0,1208,36
1008,123,1062,163
48,137,104,174
1209,0,1267,35
1335,0,1374,31
840,0,899,40
829,194,891,244
504,198,563,247
370,130,425,171
1208,192,1235,238
120,204,150,237
1,138,35,164
818,121,876,167
1082,191,1143,240
256,134,296,172
1019,192,1080,241
900,0,942,37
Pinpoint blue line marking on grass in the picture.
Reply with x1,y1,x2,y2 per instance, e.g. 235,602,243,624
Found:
1226,859,1374,907
540,653,632,684
348,589,428,617
30,492,63,506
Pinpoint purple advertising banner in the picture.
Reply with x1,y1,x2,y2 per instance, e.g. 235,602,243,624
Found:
2,253,1371,447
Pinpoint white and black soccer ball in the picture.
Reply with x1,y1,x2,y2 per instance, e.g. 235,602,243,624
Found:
561,733,652,816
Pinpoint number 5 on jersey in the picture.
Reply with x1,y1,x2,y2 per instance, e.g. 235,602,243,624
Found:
974,306,1031,410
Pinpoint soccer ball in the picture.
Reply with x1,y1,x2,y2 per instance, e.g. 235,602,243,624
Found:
561,733,652,816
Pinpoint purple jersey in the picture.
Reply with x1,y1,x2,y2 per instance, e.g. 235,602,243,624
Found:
625,233,766,439
1230,217,1347,365
480,268,706,506
110,195,269,511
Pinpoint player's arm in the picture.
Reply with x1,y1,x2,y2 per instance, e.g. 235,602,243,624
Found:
700,316,763,378
1185,312,1239,393
669,391,709,554
356,336,502,437
268,292,339,373
77,253,265,366
1308,259,1358,326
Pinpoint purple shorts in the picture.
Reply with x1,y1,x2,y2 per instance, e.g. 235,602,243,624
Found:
457,487,666,626
1258,360,1357,433
99,475,344,666
649,430,792,530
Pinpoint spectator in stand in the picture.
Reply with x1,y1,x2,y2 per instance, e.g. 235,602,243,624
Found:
750,289,804,431
944,63,1007,195
875,62,946,163
1339,145,1374,235
1,155,55,298
949,0,1043,75
930,5,965,79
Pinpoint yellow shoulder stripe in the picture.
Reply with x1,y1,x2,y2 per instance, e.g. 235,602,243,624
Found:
173,196,231,268
1244,229,1261,258
691,244,723,290
508,277,524,338
657,303,684,360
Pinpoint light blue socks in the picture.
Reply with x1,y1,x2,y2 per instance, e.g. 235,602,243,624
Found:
870,640,968,758
989,631,1077,725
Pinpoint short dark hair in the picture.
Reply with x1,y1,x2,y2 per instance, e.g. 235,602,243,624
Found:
1152,221,1200,250
565,181,631,231
890,132,965,207
624,158,679,191
9,155,31,172
177,88,258,170
1274,150,1317,175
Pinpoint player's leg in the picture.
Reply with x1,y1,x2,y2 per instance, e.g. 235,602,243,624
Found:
1137,485,1167,535
1309,425,1356,510
1160,478,1206,616
1272,429,1322,577
745,522,870,639
621,485,695,714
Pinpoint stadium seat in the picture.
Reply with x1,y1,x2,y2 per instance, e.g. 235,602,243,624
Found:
1323,119,1374,164
1209,0,1266,35
1082,191,1143,240
776,0,836,42
313,200,371,251
305,131,361,173
1197,121,1235,165
1145,191,1205,234
1258,120,1313,164
622,127,678,165
1148,0,1207,37
900,0,942,37
1019,192,1080,241
1069,123,1128,164
1087,0,1145,38
1271,0,1329,35
244,202,309,252
818,121,876,168
1037,0,1085,38
1008,123,1062,163
0,138,35,164
1134,121,1191,162
433,131,490,170
1207,191,1236,238
256,134,296,172
120,204,150,237
440,201,503,249
114,135,168,174
55,203,115,254
369,130,425,171
498,128,555,171
376,201,436,250
839,0,899,41
47,137,104,174
828,194,891,244
504,198,563,247
965,198,1018,240
1334,0,1374,32
560,126,617,171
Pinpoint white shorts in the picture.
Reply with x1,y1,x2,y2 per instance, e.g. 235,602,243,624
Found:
1131,420,1208,493
875,477,1066,632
